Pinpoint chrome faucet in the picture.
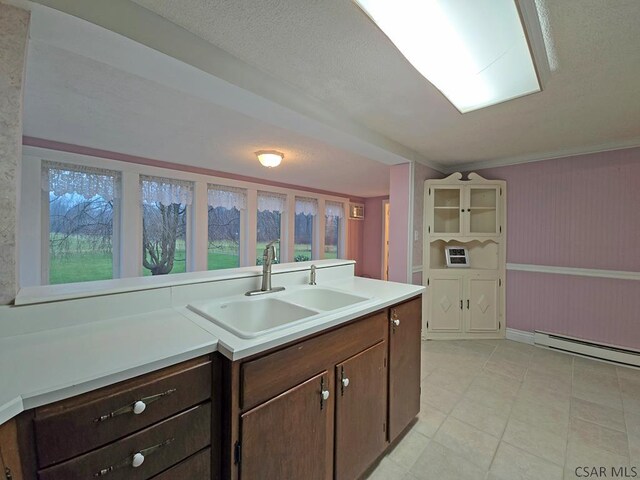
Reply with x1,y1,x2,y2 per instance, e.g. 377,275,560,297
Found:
246,240,285,296
309,264,317,285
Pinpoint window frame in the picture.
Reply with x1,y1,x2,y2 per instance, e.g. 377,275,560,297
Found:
20,147,350,287
206,184,247,271
41,161,122,285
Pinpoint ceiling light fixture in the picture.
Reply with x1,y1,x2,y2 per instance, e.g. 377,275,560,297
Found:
354,0,542,113
256,150,284,168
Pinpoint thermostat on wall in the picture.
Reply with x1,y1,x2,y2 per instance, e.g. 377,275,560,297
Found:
445,246,470,268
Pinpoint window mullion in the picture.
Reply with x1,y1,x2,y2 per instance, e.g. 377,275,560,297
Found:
192,181,208,271
245,189,257,267
284,194,295,263
317,199,325,260
121,171,142,277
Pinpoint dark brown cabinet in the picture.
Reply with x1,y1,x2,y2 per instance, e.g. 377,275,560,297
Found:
335,341,387,480
389,297,422,441
13,355,220,480
0,419,24,480
239,372,333,480
7,295,422,480
224,295,422,480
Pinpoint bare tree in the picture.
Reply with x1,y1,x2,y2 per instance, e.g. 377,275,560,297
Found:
49,194,113,258
142,203,186,275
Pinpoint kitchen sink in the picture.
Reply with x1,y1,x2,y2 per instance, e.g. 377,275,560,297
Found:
280,287,369,311
188,286,372,339
187,297,319,339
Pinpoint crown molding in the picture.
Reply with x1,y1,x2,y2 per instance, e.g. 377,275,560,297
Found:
442,137,640,174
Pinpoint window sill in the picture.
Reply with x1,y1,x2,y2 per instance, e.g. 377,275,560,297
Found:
15,259,355,306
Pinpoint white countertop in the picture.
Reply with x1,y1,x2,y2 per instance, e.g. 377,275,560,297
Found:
0,309,218,425
182,276,425,361
0,262,423,426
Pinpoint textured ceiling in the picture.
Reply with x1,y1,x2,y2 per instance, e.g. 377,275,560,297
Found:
130,0,640,166
23,41,391,197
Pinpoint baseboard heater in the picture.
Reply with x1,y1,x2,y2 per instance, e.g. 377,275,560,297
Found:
534,331,640,368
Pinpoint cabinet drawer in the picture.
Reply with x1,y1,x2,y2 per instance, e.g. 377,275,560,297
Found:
34,356,212,467
37,403,211,480
241,311,386,410
151,448,211,480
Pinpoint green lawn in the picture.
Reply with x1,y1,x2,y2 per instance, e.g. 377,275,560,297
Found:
49,237,340,284
50,252,113,284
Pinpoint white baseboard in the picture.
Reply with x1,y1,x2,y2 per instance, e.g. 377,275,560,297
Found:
534,331,640,368
506,328,535,345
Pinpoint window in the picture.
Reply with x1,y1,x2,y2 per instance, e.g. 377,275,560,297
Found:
257,191,286,265
28,154,351,288
207,185,245,270
325,201,344,259
43,162,120,285
294,197,317,262
141,176,192,276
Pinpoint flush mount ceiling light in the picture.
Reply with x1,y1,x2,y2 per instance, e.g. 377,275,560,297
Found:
255,150,284,168
354,0,542,113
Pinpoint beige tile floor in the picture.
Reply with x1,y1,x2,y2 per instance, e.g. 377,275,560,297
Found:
367,339,640,480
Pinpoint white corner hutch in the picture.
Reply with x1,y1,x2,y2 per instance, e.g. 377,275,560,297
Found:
423,172,506,340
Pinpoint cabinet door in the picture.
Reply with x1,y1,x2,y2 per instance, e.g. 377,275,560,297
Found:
466,275,499,332
389,297,422,442
429,186,463,235
239,372,332,480
465,186,500,236
0,419,24,480
428,276,463,332
335,341,387,480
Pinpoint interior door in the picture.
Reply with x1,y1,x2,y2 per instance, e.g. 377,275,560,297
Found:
335,341,387,480
239,372,332,480
428,276,463,332
466,275,499,332
388,297,422,442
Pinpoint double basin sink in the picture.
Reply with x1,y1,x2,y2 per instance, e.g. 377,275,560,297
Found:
188,286,371,339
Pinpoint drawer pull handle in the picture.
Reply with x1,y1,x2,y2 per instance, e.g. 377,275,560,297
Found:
131,453,145,468
93,438,174,477
321,390,330,401
94,389,176,423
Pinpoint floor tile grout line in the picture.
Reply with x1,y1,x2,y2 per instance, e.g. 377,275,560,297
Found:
563,355,575,476
484,346,531,474
617,366,634,463
424,340,500,474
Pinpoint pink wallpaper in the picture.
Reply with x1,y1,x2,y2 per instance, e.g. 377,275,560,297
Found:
478,146,640,348
480,147,640,271
508,270,640,350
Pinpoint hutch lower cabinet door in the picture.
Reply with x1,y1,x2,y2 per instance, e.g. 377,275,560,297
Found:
238,372,332,480
467,275,500,332
334,341,387,480
428,275,464,332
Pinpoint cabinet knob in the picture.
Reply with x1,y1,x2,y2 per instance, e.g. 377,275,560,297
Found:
321,390,330,401
132,453,145,468
391,309,400,327
341,377,350,388
133,400,146,415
